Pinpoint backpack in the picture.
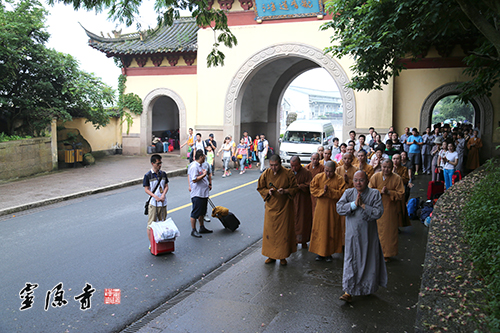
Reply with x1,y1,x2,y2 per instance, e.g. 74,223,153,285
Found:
267,146,274,159
258,140,264,152
407,197,420,220
420,201,434,223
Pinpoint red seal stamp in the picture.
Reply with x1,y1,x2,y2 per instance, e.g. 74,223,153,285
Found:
104,289,120,304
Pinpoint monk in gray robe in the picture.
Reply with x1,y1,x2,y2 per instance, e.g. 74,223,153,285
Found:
337,170,387,302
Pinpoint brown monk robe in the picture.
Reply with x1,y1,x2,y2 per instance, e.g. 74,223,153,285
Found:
257,154,298,266
305,153,325,216
336,152,357,245
309,161,346,261
338,145,359,167
466,130,482,170
356,150,374,181
290,156,313,248
393,154,411,227
369,159,405,261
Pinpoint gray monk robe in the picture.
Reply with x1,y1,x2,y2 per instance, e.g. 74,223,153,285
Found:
337,187,387,296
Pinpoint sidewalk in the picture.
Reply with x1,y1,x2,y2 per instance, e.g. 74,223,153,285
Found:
0,153,189,217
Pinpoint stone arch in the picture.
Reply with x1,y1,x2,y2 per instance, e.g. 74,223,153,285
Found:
223,43,356,143
420,82,494,160
141,88,187,154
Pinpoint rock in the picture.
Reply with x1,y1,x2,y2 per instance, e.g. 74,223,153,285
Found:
57,127,92,163
83,153,95,165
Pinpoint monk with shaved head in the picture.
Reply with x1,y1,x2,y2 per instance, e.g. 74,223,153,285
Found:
290,156,313,248
257,154,298,266
337,171,387,302
309,160,346,262
368,159,405,262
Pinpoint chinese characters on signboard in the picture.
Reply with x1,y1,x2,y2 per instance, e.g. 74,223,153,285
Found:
19,282,119,311
253,0,324,21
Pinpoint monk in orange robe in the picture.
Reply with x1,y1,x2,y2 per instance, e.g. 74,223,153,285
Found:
466,130,482,170
356,149,374,181
320,148,337,168
369,159,405,261
290,156,313,248
305,153,324,216
309,161,346,261
393,154,411,227
257,155,298,266
336,152,357,244
338,145,359,167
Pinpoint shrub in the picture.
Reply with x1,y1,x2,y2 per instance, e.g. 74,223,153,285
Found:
462,159,500,332
0,133,32,142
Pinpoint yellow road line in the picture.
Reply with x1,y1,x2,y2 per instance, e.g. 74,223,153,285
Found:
167,179,258,214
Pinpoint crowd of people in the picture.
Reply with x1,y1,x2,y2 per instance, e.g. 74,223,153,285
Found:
180,129,273,177
146,123,482,302
256,121,483,303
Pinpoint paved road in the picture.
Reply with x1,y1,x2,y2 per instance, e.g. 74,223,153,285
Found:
0,170,263,333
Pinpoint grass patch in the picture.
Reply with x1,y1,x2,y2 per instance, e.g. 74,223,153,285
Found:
462,159,500,332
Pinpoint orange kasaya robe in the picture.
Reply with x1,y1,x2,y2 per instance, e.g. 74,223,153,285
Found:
368,172,405,258
293,166,313,244
394,165,411,227
257,166,298,260
466,137,482,170
357,162,374,181
305,162,325,216
309,173,346,257
336,164,357,245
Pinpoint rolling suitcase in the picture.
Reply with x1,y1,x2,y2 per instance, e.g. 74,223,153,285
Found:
149,228,175,255
427,181,444,200
208,198,240,232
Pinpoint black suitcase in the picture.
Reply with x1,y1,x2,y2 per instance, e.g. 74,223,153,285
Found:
208,199,240,232
219,213,240,232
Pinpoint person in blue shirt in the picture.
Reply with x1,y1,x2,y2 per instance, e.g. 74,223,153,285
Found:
407,128,424,176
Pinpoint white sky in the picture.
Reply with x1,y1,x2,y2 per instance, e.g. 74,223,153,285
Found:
43,2,337,92
44,1,159,90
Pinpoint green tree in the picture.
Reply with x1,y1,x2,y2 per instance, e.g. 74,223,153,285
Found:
320,0,500,102
0,0,115,136
48,0,237,67
432,95,475,124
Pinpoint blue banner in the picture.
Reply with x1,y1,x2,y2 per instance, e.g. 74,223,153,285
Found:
253,0,324,21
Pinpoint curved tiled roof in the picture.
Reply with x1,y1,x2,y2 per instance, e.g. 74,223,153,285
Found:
83,18,199,56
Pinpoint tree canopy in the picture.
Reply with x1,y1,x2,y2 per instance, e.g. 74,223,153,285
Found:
0,0,115,136
320,0,500,102
432,95,475,124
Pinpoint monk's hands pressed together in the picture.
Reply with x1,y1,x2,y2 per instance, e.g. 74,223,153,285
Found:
382,186,389,194
323,185,328,194
344,174,349,183
355,192,363,207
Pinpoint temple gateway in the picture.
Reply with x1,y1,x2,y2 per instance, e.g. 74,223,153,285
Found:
84,0,500,160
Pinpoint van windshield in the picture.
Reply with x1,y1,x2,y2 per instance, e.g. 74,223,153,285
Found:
283,131,322,144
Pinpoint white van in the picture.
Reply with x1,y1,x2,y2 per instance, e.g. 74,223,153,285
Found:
279,120,335,165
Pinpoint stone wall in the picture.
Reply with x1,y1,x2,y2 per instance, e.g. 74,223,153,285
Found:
0,137,55,181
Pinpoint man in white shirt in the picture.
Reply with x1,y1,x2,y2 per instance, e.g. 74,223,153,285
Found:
188,150,213,238
258,134,269,173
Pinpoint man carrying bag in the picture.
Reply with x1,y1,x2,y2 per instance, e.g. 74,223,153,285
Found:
143,154,169,246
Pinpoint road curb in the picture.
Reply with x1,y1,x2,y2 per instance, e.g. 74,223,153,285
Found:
0,168,187,217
